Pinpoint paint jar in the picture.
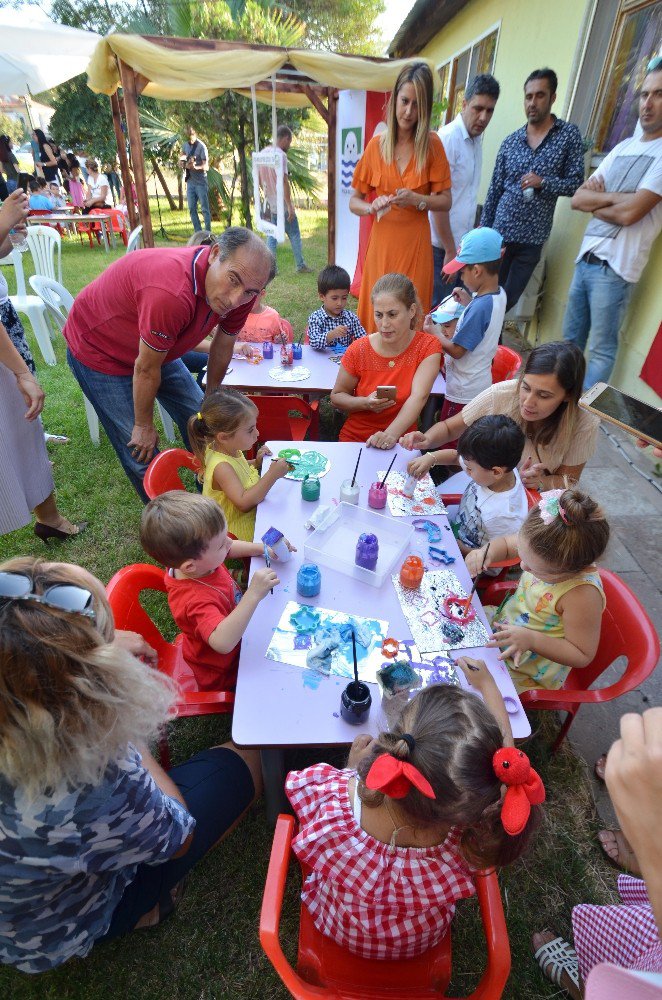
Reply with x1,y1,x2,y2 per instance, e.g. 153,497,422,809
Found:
340,680,372,725
368,482,387,509
262,342,274,359
401,474,417,498
400,555,425,590
355,532,379,571
332,341,347,358
301,476,321,502
261,527,292,563
339,479,360,505
297,563,321,598
280,343,294,366
292,343,303,360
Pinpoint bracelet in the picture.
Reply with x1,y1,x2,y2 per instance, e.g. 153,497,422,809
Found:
538,479,544,492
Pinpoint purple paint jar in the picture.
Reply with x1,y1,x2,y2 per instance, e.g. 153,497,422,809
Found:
368,482,387,509
355,532,379,571
262,342,274,359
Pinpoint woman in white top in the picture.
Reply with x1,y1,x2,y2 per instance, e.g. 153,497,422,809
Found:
82,159,110,213
402,341,600,492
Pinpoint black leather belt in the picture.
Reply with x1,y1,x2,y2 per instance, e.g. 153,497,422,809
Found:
582,251,608,267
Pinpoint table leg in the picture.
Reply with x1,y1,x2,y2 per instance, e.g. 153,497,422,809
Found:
260,748,291,825
101,220,110,253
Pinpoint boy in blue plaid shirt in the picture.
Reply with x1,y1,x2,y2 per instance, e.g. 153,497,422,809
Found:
307,265,366,350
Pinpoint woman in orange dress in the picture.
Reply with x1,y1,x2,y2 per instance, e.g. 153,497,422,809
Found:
330,273,441,449
350,62,452,333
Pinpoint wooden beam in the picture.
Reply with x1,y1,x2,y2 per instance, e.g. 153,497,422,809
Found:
327,88,337,265
110,91,137,232
303,85,329,124
118,59,154,247
140,35,392,64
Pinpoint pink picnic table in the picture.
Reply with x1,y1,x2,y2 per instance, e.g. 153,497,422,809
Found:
222,343,447,398
232,441,529,821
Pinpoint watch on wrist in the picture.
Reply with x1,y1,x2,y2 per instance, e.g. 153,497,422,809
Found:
417,199,427,211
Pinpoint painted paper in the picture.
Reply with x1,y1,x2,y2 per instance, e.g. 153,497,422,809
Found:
392,569,491,653
268,365,310,382
377,470,447,517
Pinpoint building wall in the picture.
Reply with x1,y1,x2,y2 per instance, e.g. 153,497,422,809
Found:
418,0,662,403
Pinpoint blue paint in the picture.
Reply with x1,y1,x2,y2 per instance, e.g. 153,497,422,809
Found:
302,669,323,690
297,563,321,597
294,634,313,649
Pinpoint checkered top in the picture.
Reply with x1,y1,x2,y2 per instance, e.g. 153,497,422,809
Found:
285,764,475,960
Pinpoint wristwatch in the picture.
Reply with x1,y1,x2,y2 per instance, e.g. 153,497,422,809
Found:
417,199,427,211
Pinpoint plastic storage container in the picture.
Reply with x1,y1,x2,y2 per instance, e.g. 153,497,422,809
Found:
304,503,413,588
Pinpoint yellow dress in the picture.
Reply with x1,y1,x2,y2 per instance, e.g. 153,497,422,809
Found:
352,132,451,332
203,447,259,541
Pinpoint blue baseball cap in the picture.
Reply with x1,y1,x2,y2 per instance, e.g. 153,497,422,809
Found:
442,227,504,274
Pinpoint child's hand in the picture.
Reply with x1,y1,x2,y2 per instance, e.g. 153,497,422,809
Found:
267,537,297,560
248,567,279,600
256,445,272,464
519,456,546,491
400,430,428,451
328,324,348,342
235,342,255,358
423,314,441,337
452,288,472,306
465,544,491,578
347,733,375,768
407,453,433,478
488,622,532,666
266,457,292,479
366,430,397,449
455,656,498,693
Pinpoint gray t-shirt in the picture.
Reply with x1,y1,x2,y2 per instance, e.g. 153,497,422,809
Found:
183,139,208,187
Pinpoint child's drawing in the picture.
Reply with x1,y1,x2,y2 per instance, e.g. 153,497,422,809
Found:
266,601,388,681
392,569,491,653
377,470,447,517
279,450,331,481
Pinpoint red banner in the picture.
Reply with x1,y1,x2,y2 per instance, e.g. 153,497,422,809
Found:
640,322,662,397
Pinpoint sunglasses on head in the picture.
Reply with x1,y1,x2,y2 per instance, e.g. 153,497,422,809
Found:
0,572,96,622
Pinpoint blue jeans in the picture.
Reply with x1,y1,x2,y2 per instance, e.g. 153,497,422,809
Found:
67,351,203,502
187,182,211,231
562,257,634,389
267,211,306,269
432,244,460,308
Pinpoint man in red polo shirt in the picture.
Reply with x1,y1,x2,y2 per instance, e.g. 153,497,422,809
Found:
64,227,274,501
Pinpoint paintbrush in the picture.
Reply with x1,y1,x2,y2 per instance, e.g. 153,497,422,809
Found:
295,326,305,346
351,630,359,688
460,542,490,616
380,454,397,488
351,447,362,488
263,541,273,595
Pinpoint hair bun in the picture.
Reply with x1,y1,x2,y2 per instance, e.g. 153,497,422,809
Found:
560,488,604,525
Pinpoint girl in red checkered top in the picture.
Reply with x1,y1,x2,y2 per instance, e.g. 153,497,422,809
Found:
286,657,544,961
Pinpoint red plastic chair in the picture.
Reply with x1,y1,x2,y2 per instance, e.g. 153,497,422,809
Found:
441,489,541,581
89,207,129,245
491,346,522,384
144,448,201,500
481,569,660,752
246,394,319,443
260,814,511,1000
106,563,235,766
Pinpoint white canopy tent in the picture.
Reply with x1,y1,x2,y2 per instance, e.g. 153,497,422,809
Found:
0,19,101,95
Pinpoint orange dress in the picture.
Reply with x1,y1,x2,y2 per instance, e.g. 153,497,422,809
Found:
352,133,451,332
338,331,441,443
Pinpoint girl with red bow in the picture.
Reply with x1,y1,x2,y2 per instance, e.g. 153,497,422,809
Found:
286,657,544,960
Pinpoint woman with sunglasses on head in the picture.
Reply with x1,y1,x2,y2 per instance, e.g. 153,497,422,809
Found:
0,190,85,541
0,557,262,973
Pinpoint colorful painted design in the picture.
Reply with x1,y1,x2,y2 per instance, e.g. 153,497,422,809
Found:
377,470,447,518
392,569,491,654
280,450,331,481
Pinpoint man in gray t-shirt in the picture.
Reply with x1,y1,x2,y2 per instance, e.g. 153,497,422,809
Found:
180,125,211,232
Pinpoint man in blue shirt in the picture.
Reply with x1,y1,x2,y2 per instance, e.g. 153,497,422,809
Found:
481,68,584,312
180,125,211,233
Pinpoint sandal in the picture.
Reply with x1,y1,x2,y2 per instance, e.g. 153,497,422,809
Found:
597,829,641,876
594,753,607,782
134,876,189,931
533,934,580,992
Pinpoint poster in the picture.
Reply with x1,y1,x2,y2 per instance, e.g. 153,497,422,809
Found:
252,148,285,242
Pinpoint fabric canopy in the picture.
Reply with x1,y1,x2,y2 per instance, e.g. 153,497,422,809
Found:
0,20,101,95
86,33,435,106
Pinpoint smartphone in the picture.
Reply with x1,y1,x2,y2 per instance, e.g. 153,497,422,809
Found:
376,385,397,400
17,172,31,193
579,382,662,449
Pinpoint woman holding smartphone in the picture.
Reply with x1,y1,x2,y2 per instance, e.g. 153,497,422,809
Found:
330,273,441,449
401,341,600,491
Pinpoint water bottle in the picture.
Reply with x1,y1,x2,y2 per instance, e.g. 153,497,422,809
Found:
8,229,29,253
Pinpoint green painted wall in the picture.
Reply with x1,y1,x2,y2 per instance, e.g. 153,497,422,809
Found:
418,0,662,403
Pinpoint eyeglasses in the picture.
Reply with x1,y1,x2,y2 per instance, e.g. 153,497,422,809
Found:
0,572,96,622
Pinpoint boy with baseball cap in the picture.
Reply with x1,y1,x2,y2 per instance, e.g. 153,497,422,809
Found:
423,226,506,446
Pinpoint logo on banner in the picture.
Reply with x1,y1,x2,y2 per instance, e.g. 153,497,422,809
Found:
341,127,362,191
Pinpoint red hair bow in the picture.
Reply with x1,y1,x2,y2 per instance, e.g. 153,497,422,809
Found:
493,747,545,836
365,754,436,800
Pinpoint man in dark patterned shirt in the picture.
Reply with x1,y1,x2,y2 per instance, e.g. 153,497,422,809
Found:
481,68,584,312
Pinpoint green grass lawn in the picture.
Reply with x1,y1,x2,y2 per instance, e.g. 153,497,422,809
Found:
0,205,618,999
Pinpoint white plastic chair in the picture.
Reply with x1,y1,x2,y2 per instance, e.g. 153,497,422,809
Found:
26,225,62,284
126,225,143,253
0,249,56,365
29,274,177,446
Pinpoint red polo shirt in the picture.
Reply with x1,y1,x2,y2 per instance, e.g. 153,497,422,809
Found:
63,245,255,375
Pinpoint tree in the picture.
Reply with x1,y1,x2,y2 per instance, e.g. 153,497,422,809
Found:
284,0,387,56
0,113,25,145
48,77,118,161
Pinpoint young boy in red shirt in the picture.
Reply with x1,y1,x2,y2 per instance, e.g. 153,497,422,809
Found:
140,492,289,691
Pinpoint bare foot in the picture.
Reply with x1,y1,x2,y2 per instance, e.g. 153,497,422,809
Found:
532,930,583,1000
597,829,641,875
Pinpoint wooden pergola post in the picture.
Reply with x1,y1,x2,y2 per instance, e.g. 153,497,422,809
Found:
110,91,138,232
327,88,338,265
117,58,154,247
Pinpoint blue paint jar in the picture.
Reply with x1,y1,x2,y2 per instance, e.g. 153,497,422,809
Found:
297,563,321,597
292,343,303,360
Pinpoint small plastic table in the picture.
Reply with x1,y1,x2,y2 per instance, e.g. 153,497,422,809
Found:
27,212,115,252
232,441,529,822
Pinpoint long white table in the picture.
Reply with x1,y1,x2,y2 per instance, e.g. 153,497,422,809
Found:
27,212,115,252
232,441,529,820
223,343,447,398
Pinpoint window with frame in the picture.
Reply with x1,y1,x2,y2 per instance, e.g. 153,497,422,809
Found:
437,28,499,125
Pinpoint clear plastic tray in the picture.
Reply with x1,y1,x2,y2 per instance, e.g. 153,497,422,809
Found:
303,502,414,588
